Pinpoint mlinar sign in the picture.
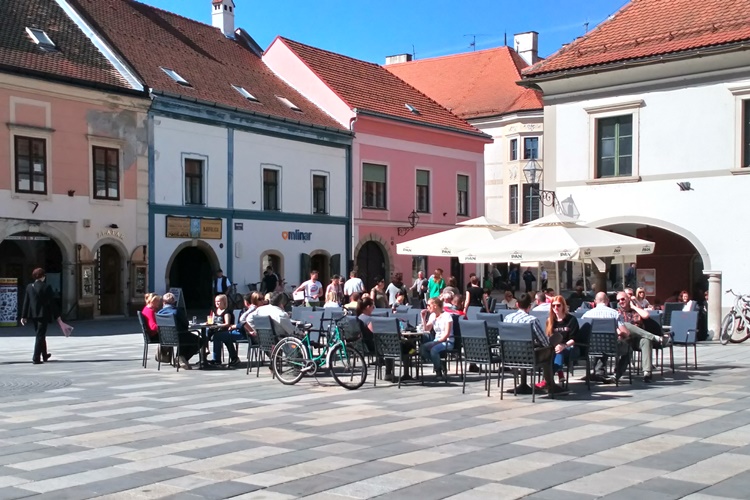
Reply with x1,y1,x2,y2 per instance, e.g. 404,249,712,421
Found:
282,230,312,241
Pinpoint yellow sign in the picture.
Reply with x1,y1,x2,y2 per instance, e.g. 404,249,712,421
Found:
165,216,222,240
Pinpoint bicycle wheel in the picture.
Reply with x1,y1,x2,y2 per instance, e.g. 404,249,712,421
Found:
272,337,307,385
329,343,367,390
729,315,750,344
720,313,735,345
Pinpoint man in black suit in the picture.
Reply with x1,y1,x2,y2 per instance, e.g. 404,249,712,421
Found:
20,267,60,364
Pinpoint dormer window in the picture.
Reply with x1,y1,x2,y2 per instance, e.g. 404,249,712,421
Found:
405,103,420,115
26,27,56,51
232,85,259,102
276,96,302,112
160,67,190,86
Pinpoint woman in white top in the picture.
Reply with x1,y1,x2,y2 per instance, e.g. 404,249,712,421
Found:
501,290,518,309
419,297,454,380
634,287,652,309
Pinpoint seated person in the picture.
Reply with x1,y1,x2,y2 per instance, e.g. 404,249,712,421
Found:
545,296,582,385
501,290,518,309
440,291,464,317
420,297,454,381
157,293,201,370
211,294,235,331
142,293,172,363
211,292,261,366
581,292,631,382
532,291,551,312
358,297,414,382
248,291,296,339
344,292,360,313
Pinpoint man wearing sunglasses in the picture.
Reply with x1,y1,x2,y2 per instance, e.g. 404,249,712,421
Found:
616,291,670,383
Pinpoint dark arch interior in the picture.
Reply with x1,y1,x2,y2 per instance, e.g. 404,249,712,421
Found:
356,241,386,289
169,246,213,310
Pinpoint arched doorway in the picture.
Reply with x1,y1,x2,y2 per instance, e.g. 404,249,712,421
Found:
0,232,63,320
310,253,330,288
169,246,213,309
357,241,386,289
97,245,122,315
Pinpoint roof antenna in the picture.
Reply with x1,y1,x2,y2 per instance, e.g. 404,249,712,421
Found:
504,31,507,46
584,21,590,34
412,44,416,60
464,34,477,51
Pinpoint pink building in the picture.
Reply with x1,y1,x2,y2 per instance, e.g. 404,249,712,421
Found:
264,39,490,289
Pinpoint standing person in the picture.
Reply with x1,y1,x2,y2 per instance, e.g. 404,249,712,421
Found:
465,275,484,309
491,265,502,290
343,271,365,303
294,270,323,307
409,271,428,303
261,266,280,294
324,275,343,306
508,266,519,293
444,276,460,297
427,268,445,299
625,263,637,289
370,277,389,308
540,266,548,290
386,273,404,307
522,268,536,293
213,269,232,297
20,267,73,364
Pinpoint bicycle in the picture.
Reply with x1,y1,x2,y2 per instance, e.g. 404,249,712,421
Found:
720,289,750,344
271,312,367,390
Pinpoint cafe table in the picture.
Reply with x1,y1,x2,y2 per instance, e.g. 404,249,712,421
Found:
188,321,225,368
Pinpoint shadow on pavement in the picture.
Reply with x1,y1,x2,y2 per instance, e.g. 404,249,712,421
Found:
0,317,141,337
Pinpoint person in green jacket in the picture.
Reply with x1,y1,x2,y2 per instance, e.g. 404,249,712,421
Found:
427,268,445,299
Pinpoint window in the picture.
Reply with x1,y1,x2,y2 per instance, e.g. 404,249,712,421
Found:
362,163,387,209
312,174,327,214
524,137,539,160
405,103,420,114
92,146,120,200
276,96,301,112
416,170,430,212
231,85,259,102
160,67,190,86
184,159,204,205
457,174,469,216
263,168,280,211
509,184,519,224
26,28,56,51
596,115,633,178
509,139,518,161
744,100,750,167
522,184,540,223
411,256,427,280
14,136,47,194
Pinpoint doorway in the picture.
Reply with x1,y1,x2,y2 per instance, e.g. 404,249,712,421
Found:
169,246,213,309
356,241,386,289
310,253,330,288
97,244,122,315
450,257,463,291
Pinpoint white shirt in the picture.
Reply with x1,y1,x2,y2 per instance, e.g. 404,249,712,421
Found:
582,303,625,329
430,312,453,342
503,309,549,346
300,280,323,301
249,305,295,336
532,302,551,312
541,270,548,280
501,298,518,309
385,283,401,306
215,276,232,294
343,277,365,296
238,305,258,326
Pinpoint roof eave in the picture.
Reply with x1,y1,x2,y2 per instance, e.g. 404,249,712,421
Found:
354,108,491,141
522,39,750,84
0,64,148,97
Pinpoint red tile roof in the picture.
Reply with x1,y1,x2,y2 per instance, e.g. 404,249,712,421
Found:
278,37,485,136
0,0,133,90
386,47,542,120
525,0,750,77
69,0,345,131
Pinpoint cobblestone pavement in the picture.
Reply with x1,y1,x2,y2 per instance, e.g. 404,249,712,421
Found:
1,331,750,499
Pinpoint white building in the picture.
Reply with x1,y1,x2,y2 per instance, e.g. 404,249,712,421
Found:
521,0,750,337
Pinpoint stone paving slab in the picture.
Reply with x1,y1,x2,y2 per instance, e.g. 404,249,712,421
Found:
1,333,750,498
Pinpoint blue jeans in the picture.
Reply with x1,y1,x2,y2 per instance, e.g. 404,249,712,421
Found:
420,339,454,372
553,345,580,372
212,330,246,361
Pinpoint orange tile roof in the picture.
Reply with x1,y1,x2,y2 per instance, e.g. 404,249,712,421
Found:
525,0,750,77
69,0,345,131
386,46,542,120
278,37,485,136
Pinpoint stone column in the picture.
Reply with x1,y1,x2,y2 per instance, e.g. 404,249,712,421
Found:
704,270,722,340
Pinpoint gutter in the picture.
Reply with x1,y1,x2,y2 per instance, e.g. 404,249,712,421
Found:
0,64,148,98
354,108,492,141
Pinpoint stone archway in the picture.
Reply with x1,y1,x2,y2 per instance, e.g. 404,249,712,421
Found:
353,234,392,289
91,238,129,316
165,240,220,310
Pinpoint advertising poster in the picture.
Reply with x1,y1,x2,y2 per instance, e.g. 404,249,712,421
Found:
637,268,656,296
0,278,19,327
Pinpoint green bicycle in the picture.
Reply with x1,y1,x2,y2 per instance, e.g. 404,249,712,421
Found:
271,314,368,390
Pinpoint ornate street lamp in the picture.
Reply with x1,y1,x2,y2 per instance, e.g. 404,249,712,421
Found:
397,210,421,236
522,156,558,208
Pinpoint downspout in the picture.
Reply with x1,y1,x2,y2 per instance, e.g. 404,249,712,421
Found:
347,111,358,273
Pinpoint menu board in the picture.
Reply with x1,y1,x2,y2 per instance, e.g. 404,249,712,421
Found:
165,216,222,239
637,268,656,296
0,278,19,327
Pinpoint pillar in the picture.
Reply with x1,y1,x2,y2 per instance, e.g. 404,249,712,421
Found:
704,270,722,340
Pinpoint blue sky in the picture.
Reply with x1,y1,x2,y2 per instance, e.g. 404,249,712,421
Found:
139,0,629,63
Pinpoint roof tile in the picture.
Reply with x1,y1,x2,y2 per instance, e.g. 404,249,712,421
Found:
525,0,750,77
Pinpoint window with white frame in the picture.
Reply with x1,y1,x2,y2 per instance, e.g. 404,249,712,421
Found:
457,174,469,216
263,167,280,211
596,116,632,178
312,174,327,214
509,138,518,161
416,169,430,213
509,184,519,224
184,158,204,205
92,146,120,200
14,135,47,194
523,137,539,160
522,183,540,223
362,163,386,209
743,99,750,167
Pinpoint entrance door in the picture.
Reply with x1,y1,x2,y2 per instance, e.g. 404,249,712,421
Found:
310,254,330,289
450,257,463,291
356,241,385,289
98,245,121,315
169,247,212,309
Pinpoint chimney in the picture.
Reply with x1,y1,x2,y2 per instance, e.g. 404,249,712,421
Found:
513,31,539,65
385,54,413,65
212,0,235,37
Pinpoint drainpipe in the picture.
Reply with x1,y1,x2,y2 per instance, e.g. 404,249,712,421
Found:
347,110,358,273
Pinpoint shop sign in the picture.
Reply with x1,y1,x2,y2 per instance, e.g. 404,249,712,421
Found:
166,216,222,239
282,230,312,242
5,235,49,241
0,278,18,327
96,229,124,240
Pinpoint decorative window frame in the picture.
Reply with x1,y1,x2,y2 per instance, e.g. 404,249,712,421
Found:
9,124,53,201
415,167,432,214
261,163,282,211
456,172,471,218
585,100,643,184
729,84,750,174
361,160,389,210
182,153,208,206
310,170,329,215
88,135,125,206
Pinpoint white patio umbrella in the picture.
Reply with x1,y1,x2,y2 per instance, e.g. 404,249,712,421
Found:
396,216,508,257
457,213,655,263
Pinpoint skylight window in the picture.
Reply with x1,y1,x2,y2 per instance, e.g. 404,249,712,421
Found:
26,27,56,51
160,67,190,86
232,85,259,102
405,103,420,115
276,96,302,112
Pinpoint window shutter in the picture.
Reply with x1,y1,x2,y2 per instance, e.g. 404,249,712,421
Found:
330,254,341,278
457,175,468,191
416,170,429,185
300,253,311,283
363,163,386,183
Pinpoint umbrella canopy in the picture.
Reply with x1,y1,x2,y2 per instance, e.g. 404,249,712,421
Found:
458,213,655,263
397,217,508,257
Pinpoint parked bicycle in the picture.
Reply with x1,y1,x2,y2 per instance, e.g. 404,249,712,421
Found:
720,289,750,344
271,312,367,390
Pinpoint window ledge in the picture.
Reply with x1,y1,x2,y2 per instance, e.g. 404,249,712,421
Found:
730,168,750,175
11,192,50,201
90,198,124,207
362,207,388,211
586,176,641,185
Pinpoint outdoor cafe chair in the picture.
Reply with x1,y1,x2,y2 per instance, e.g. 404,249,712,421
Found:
291,306,308,321
460,320,495,397
395,305,411,313
250,315,278,378
155,315,200,372
498,322,549,403
587,318,632,386
137,310,160,368
296,310,326,347
439,315,464,380
530,310,548,324
372,308,391,317
567,319,592,390
465,306,482,320
475,312,503,326
494,303,508,312
370,317,415,388
630,315,668,376
662,302,684,328
668,311,699,370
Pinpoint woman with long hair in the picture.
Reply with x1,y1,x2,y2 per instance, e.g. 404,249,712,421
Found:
419,297,454,381
544,295,582,386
